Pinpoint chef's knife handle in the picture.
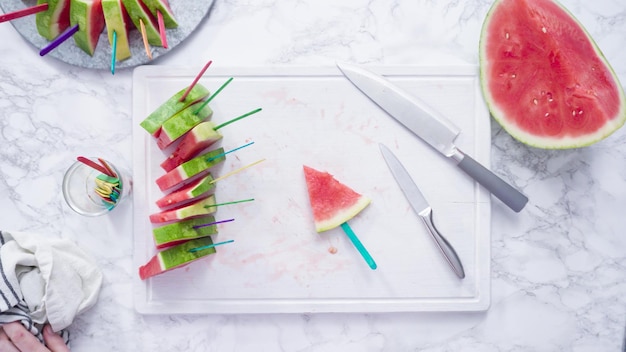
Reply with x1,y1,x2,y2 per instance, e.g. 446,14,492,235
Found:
454,149,528,212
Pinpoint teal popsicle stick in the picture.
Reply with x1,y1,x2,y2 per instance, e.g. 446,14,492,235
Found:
188,239,235,253
111,30,117,75
340,222,377,270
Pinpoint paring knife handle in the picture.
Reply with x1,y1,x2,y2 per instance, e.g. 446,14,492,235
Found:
419,208,465,279
454,149,528,213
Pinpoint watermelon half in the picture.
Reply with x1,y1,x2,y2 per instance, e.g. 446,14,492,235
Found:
479,0,626,149
70,0,105,56
303,166,371,232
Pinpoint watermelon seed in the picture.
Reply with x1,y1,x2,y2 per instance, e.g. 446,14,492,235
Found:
505,32,510,39
542,26,547,33
533,98,538,105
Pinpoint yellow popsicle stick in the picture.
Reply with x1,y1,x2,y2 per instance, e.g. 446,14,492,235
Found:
210,159,266,184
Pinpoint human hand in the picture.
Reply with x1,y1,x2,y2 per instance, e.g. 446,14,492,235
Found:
0,322,69,352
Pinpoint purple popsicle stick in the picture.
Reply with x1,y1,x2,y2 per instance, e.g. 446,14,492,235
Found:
40,24,79,56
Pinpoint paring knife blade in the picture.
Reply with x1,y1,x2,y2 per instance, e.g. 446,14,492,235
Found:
379,143,465,279
337,62,528,213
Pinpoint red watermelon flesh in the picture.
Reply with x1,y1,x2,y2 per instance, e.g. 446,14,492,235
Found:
152,215,218,249
70,0,105,56
155,174,216,209
36,0,71,40
160,121,223,172
149,195,217,224
303,166,371,233
479,0,626,149
139,236,216,280
156,147,225,192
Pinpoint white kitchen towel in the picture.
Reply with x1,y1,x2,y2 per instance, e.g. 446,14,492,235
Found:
0,230,103,343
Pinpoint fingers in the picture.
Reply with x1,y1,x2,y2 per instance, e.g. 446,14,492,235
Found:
0,325,21,352
42,325,70,352
2,322,50,352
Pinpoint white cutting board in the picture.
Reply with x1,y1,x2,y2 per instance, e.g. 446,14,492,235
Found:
132,65,491,314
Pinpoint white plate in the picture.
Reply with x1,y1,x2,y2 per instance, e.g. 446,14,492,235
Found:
0,0,214,69
132,65,491,314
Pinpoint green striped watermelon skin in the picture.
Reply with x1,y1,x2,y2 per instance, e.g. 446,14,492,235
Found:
139,237,216,280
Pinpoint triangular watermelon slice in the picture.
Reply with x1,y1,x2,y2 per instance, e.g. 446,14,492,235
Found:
303,166,371,232
102,0,132,61
70,0,105,56
36,0,71,40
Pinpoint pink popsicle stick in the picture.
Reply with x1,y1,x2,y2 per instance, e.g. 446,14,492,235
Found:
157,11,168,49
0,3,48,23
77,157,115,177
179,59,213,102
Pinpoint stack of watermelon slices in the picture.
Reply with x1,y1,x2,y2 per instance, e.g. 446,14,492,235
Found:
35,0,177,58
138,83,232,280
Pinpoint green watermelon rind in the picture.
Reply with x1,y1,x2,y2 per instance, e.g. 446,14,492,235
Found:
121,0,162,46
102,0,132,61
478,0,626,149
152,215,217,247
70,0,105,56
36,0,70,40
143,0,178,28
314,196,371,233
139,84,210,135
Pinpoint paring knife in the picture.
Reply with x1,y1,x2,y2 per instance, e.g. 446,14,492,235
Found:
337,62,528,213
379,143,465,279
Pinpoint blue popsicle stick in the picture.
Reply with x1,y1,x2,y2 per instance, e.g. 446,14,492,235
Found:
340,222,377,270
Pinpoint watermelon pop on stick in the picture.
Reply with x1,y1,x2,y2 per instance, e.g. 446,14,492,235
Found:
303,166,377,270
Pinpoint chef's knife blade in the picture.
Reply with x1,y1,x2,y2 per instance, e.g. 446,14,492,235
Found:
379,144,465,279
337,62,528,212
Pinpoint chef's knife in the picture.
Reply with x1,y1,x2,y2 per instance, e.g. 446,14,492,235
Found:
379,144,465,279
337,62,528,212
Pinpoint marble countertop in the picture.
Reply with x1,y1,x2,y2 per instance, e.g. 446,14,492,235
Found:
1,0,625,351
